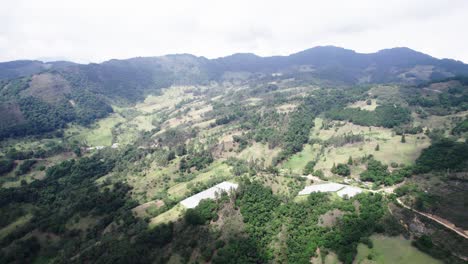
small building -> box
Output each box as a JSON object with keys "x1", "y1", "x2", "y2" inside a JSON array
[
  {"x1": 337, "y1": 186, "x2": 363, "y2": 199},
  {"x1": 180, "y1": 181, "x2": 238, "y2": 209},
  {"x1": 298, "y1": 182, "x2": 363, "y2": 198},
  {"x1": 298, "y1": 183, "x2": 345, "y2": 195}
]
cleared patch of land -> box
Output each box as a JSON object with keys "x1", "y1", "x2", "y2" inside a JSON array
[
  {"x1": 318, "y1": 209, "x2": 345, "y2": 227},
  {"x1": 238, "y1": 142, "x2": 281, "y2": 167},
  {"x1": 276, "y1": 103, "x2": 298, "y2": 113},
  {"x1": 135, "y1": 86, "x2": 196, "y2": 113},
  {"x1": 167, "y1": 162, "x2": 232, "y2": 199},
  {"x1": 65, "y1": 113, "x2": 125, "y2": 146},
  {"x1": 282, "y1": 144, "x2": 320, "y2": 174},
  {"x1": 348, "y1": 99, "x2": 378, "y2": 111},
  {"x1": 149, "y1": 204, "x2": 184, "y2": 227},
  {"x1": 312, "y1": 121, "x2": 430, "y2": 177},
  {"x1": 354, "y1": 235, "x2": 441, "y2": 264},
  {"x1": 132, "y1": 200, "x2": 165, "y2": 218}
]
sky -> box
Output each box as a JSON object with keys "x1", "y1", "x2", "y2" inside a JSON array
[{"x1": 1, "y1": 0, "x2": 468, "y2": 63}]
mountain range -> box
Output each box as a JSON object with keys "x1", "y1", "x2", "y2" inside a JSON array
[
  {"x1": 1, "y1": 46, "x2": 468, "y2": 139},
  {"x1": 2, "y1": 46, "x2": 468, "y2": 85}
]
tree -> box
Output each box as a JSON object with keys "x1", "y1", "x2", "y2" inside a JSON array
[
  {"x1": 15, "y1": 159, "x2": 36, "y2": 176},
  {"x1": 166, "y1": 151, "x2": 176, "y2": 162},
  {"x1": 347, "y1": 156, "x2": 353, "y2": 165},
  {"x1": 0, "y1": 159, "x2": 15, "y2": 175},
  {"x1": 375, "y1": 144, "x2": 380, "y2": 151},
  {"x1": 185, "y1": 199, "x2": 218, "y2": 225},
  {"x1": 331, "y1": 163, "x2": 350, "y2": 176},
  {"x1": 303, "y1": 161, "x2": 316, "y2": 175},
  {"x1": 401, "y1": 134, "x2": 406, "y2": 143}
]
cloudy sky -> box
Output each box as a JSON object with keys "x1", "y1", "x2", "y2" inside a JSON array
[{"x1": 1, "y1": 0, "x2": 467, "y2": 63}]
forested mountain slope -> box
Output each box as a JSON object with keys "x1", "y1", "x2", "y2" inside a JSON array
[{"x1": 1, "y1": 46, "x2": 468, "y2": 140}]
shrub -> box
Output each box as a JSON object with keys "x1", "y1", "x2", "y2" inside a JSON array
[
  {"x1": 331, "y1": 163, "x2": 350, "y2": 176},
  {"x1": 303, "y1": 161, "x2": 316, "y2": 175},
  {"x1": 0, "y1": 159, "x2": 15, "y2": 175},
  {"x1": 16, "y1": 159, "x2": 36, "y2": 176}
]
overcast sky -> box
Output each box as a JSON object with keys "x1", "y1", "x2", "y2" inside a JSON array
[{"x1": 1, "y1": 0, "x2": 468, "y2": 63}]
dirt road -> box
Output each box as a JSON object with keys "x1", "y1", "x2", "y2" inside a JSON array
[{"x1": 396, "y1": 198, "x2": 468, "y2": 240}]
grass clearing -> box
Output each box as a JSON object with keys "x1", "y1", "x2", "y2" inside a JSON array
[
  {"x1": 238, "y1": 142, "x2": 281, "y2": 167},
  {"x1": 282, "y1": 144, "x2": 320, "y2": 174},
  {"x1": 66, "y1": 216, "x2": 98, "y2": 231},
  {"x1": 414, "y1": 110, "x2": 468, "y2": 136},
  {"x1": 167, "y1": 162, "x2": 232, "y2": 199},
  {"x1": 0, "y1": 214, "x2": 33, "y2": 240},
  {"x1": 311, "y1": 121, "x2": 430, "y2": 177},
  {"x1": 129, "y1": 115, "x2": 155, "y2": 131},
  {"x1": 348, "y1": 99, "x2": 378, "y2": 111},
  {"x1": 257, "y1": 173, "x2": 303, "y2": 196},
  {"x1": 149, "y1": 204, "x2": 184, "y2": 227},
  {"x1": 65, "y1": 113, "x2": 125, "y2": 146},
  {"x1": 369, "y1": 85, "x2": 406, "y2": 105},
  {"x1": 314, "y1": 133, "x2": 429, "y2": 177},
  {"x1": 276, "y1": 103, "x2": 298, "y2": 113},
  {"x1": 354, "y1": 235, "x2": 442, "y2": 264},
  {"x1": 162, "y1": 104, "x2": 212, "y2": 130},
  {"x1": 135, "y1": 86, "x2": 195, "y2": 113}
]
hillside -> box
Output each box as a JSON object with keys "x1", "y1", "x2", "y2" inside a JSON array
[
  {"x1": 1, "y1": 46, "x2": 468, "y2": 140},
  {"x1": 0, "y1": 48, "x2": 467, "y2": 264}
]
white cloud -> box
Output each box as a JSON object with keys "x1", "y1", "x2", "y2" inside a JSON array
[{"x1": 1, "y1": 0, "x2": 467, "y2": 63}]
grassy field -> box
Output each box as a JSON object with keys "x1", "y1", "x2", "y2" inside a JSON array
[
  {"x1": 149, "y1": 204, "x2": 184, "y2": 227},
  {"x1": 414, "y1": 110, "x2": 468, "y2": 137},
  {"x1": 258, "y1": 174, "x2": 302, "y2": 196},
  {"x1": 348, "y1": 99, "x2": 378, "y2": 111},
  {"x1": 312, "y1": 121, "x2": 430, "y2": 177},
  {"x1": 135, "y1": 86, "x2": 196, "y2": 113},
  {"x1": 129, "y1": 115, "x2": 155, "y2": 131},
  {"x1": 162, "y1": 103, "x2": 212, "y2": 130},
  {"x1": 354, "y1": 235, "x2": 442, "y2": 264},
  {"x1": 282, "y1": 144, "x2": 320, "y2": 174},
  {"x1": 0, "y1": 138, "x2": 63, "y2": 156},
  {"x1": 311, "y1": 250, "x2": 340, "y2": 264},
  {"x1": 369, "y1": 85, "x2": 406, "y2": 105},
  {"x1": 65, "y1": 113, "x2": 125, "y2": 146},
  {"x1": 238, "y1": 142, "x2": 281, "y2": 167},
  {"x1": 167, "y1": 162, "x2": 232, "y2": 199}
]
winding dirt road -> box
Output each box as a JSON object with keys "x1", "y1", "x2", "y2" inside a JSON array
[{"x1": 396, "y1": 198, "x2": 468, "y2": 240}]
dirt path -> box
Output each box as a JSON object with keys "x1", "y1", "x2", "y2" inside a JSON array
[{"x1": 396, "y1": 198, "x2": 468, "y2": 240}]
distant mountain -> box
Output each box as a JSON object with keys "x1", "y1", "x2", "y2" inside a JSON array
[
  {"x1": 210, "y1": 46, "x2": 468, "y2": 83},
  {"x1": 1, "y1": 46, "x2": 468, "y2": 85},
  {"x1": 1, "y1": 46, "x2": 468, "y2": 139},
  {"x1": 0, "y1": 60, "x2": 76, "y2": 80}
]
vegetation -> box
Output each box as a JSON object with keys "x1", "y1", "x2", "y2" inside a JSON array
[
  {"x1": 414, "y1": 139, "x2": 468, "y2": 173},
  {"x1": 360, "y1": 158, "x2": 412, "y2": 185},
  {"x1": 326, "y1": 105, "x2": 411, "y2": 128},
  {"x1": 452, "y1": 119, "x2": 468, "y2": 134},
  {"x1": 0, "y1": 57, "x2": 465, "y2": 263},
  {"x1": 15, "y1": 159, "x2": 36, "y2": 176},
  {"x1": 303, "y1": 160, "x2": 316, "y2": 175},
  {"x1": 331, "y1": 163, "x2": 350, "y2": 176},
  {"x1": 0, "y1": 159, "x2": 15, "y2": 175},
  {"x1": 185, "y1": 199, "x2": 218, "y2": 225}
]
